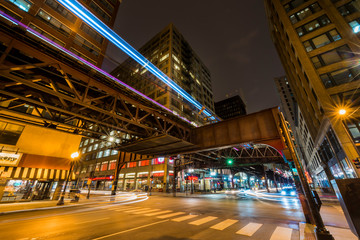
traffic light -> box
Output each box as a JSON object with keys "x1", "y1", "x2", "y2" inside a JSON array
[
  {"x1": 227, "y1": 159, "x2": 233, "y2": 166},
  {"x1": 353, "y1": 158, "x2": 360, "y2": 169}
]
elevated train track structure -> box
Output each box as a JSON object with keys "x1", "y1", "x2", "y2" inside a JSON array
[{"x1": 0, "y1": 8, "x2": 291, "y2": 170}]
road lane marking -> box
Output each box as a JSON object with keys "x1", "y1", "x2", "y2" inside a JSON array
[
  {"x1": 189, "y1": 216, "x2": 217, "y2": 226},
  {"x1": 157, "y1": 212, "x2": 185, "y2": 219},
  {"x1": 144, "y1": 210, "x2": 172, "y2": 216},
  {"x1": 172, "y1": 215, "x2": 198, "y2": 222},
  {"x1": 115, "y1": 207, "x2": 142, "y2": 212},
  {"x1": 124, "y1": 208, "x2": 150, "y2": 213},
  {"x1": 210, "y1": 219, "x2": 238, "y2": 230},
  {"x1": 270, "y1": 226, "x2": 293, "y2": 240},
  {"x1": 77, "y1": 218, "x2": 109, "y2": 224},
  {"x1": 236, "y1": 223, "x2": 263, "y2": 236},
  {"x1": 133, "y1": 209, "x2": 159, "y2": 214},
  {"x1": 92, "y1": 219, "x2": 169, "y2": 240}
]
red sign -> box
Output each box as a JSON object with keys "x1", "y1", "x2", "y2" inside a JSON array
[
  {"x1": 91, "y1": 176, "x2": 114, "y2": 181},
  {"x1": 186, "y1": 176, "x2": 198, "y2": 181}
]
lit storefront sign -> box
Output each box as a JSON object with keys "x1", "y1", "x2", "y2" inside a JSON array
[{"x1": 0, "y1": 152, "x2": 22, "y2": 166}]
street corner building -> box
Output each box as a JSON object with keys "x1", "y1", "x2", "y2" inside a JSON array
[{"x1": 265, "y1": 0, "x2": 360, "y2": 186}]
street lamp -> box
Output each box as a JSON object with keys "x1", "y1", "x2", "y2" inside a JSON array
[
  {"x1": 339, "y1": 109, "x2": 347, "y2": 115},
  {"x1": 57, "y1": 152, "x2": 79, "y2": 205}
]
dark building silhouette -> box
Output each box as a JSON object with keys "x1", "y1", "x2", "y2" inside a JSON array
[{"x1": 215, "y1": 95, "x2": 247, "y2": 120}]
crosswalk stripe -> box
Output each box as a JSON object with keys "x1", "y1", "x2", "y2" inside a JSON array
[
  {"x1": 145, "y1": 210, "x2": 172, "y2": 216},
  {"x1": 133, "y1": 209, "x2": 160, "y2": 214},
  {"x1": 236, "y1": 223, "x2": 263, "y2": 236},
  {"x1": 124, "y1": 208, "x2": 151, "y2": 213},
  {"x1": 157, "y1": 212, "x2": 185, "y2": 219},
  {"x1": 210, "y1": 219, "x2": 238, "y2": 230},
  {"x1": 172, "y1": 215, "x2": 198, "y2": 222},
  {"x1": 115, "y1": 207, "x2": 142, "y2": 212},
  {"x1": 270, "y1": 226, "x2": 293, "y2": 240},
  {"x1": 189, "y1": 216, "x2": 218, "y2": 226}
]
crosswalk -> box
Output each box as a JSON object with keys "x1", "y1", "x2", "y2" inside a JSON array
[{"x1": 111, "y1": 206, "x2": 296, "y2": 239}]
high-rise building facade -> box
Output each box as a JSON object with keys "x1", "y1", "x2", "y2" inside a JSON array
[
  {"x1": 1, "y1": 0, "x2": 121, "y2": 67},
  {"x1": 112, "y1": 23, "x2": 215, "y2": 123},
  {"x1": 275, "y1": 76, "x2": 328, "y2": 190},
  {"x1": 214, "y1": 95, "x2": 247, "y2": 120},
  {"x1": 265, "y1": 0, "x2": 360, "y2": 180}
]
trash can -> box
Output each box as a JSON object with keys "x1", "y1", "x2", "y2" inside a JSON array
[{"x1": 331, "y1": 179, "x2": 360, "y2": 238}]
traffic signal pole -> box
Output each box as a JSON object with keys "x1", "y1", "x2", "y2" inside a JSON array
[{"x1": 279, "y1": 113, "x2": 334, "y2": 240}]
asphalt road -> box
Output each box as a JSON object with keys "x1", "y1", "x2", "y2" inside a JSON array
[{"x1": 0, "y1": 192, "x2": 309, "y2": 240}]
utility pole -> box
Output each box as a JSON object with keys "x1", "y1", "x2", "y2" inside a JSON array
[
  {"x1": 280, "y1": 113, "x2": 334, "y2": 240},
  {"x1": 273, "y1": 165, "x2": 279, "y2": 193},
  {"x1": 263, "y1": 165, "x2": 270, "y2": 193}
]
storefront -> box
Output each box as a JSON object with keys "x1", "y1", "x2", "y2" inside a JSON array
[{"x1": 0, "y1": 152, "x2": 74, "y2": 202}]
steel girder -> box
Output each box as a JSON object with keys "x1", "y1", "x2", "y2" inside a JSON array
[{"x1": 0, "y1": 21, "x2": 191, "y2": 143}]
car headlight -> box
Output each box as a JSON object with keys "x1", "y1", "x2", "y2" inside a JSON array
[
  {"x1": 281, "y1": 191, "x2": 286, "y2": 195},
  {"x1": 290, "y1": 191, "x2": 296, "y2": 196}
]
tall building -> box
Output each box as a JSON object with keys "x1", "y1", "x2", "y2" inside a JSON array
[
  {"x1": 1, "y1": 0, "x2": 121, "y2": 67},
  {"x1": 275, "y1": 76, "x2": 327, "y2": 190},
  {"x1": 0, "y1": 0, "x2": 121, "y2": 201},
  {"x1": 265, "y1": 0, "x2": 360, "y2": 182},
  {"x1": 214, "y1": 95, "x2": 247, "y2": 120},
  {"x1": 112, "y1": 23, "x2": 215, "y2": 124}
]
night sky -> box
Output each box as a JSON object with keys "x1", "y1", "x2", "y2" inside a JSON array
[{"x1": 102, "y1": 0, "x2": 284, "y2": 114}]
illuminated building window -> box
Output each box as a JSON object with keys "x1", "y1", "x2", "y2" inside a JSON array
[
  {"x1": 103, "y1": 149, "x2": 110, "y2": 157},
  {"x1": 96, "y1": 151, "x2": 103, "y2": 158},
  {"x1": 127, "y1": 162, "x2": 136, "y2": 168},
  {"x1": 87, "y1": 145, "x2": 93, "y2": 152},
  {"x1": 289, "y1": 3, "x2": 321, "y2": 24},
  {"x1": 296, "y1": 15, "x2": 331, "y2": 36},
  {"x1": 111, "y1": 150, "x2": 118, "y2": 155},
  {"x1": 93, "y1": 143, "x2": 99, "y2": 150},
  {"x1": 0, "y1": 4, "x2": 22, "y2": 21},
  {"x1": 101, "y1": 161, "x2": 108, "y2": 171},
  {"x1": 139, "y1": 160, "x2": 150, "y2": 166},
  {"x1": 349, "y1": 19, "x2": 360, "y2": 33},
  {"x1": 160, "y1": 53, "x2": 169, "y2": 62},
  {"x1": 6, "y1": 0, "x2": 32, "y2": 12},
  {"x1": 45, "y1": 0, "x2": 76, "y2": 23},
  {"x1": 37, "y1": 9, "x2": 71, "y2": 36},
  {"x1": 109, "y1": 160, "x2": 116, "y2": 170}
]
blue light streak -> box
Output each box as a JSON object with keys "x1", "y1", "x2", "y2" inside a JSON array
[
  {"x1": 57, "y1": 0, "x2": 218, "y2": 121},
  {"x1": 0, "y1": 10, "x2": 195, "y2": 125}
]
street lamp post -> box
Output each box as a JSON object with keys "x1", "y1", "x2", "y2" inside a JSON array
[
  {"x1": 279, "y1": 113, "x2": 334, "y2": 240},
  {"x1": 57, "y1": 152, "x2": 79, "y2": 206}
]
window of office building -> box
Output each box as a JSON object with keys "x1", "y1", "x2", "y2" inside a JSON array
[
  {"x1": 0, "y1": 4, "x2": 22, "y2": 21},
  {"x1": 289, "y1": 3, "x2": 321, "y2": 24},
  {"x1": 338, "y1": 0, "x2": 360, "y2": 17},
  {"x1": 0, "y1": 121, "x2": 25, "y2": 145},
  {"x1": 303, "y1": 29, "x2": 341, "y2": 52},
  {"x1": 37, "y1": 9, "x2": 71, "y2": 36},
  {"x1": 296, "y1": 15, "x2": 331, "y2": 36},
  {"x1": 310, "y1": 45, "x2": 353, "y2": 68},
  {"x1": 6, "y1": 0, "x2": 32, "y2": 12},
  {"x1": 80, "y1": 23, "x2": 104, "y2": 44},
  {"x1": 108, "y1": 160, "x2": 116, "y2": 170},
  {"x1": 284, "y1": 0, "x2": 311, "y2": 12},
  {"x1": 320, "y1": 65, "x2": 360, "y2": 88},
  {"x1": 74, "y1": 34, "x2": 100, "y2": 56},
  {"x1": 139, "y1": 160, "x2": 150, "y2": 166},
  {"x1": 349, "y1": 18, "x2": 360, "y2": 33},
  {"x1": 70, "y1": 47, "x2": 97, "y2": 65},
  {"x1": 44, "y1": 0, "x2": 76, "y2": 23},
  {"x1": 101, "y1": 161, "x2": 108, "y2": 171},
  {"x1": 28, "y1": 24, "x2": 65, "y2": 47},
  {"x1": 89, "y1": 1, "x2": 110, "y2": 23},
  {"x1": 347, "y1": 121, "x2": 360, "y2": 143},
  {"x1": 96, "y1": 0, "x2": 114, "y2": 13}
]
